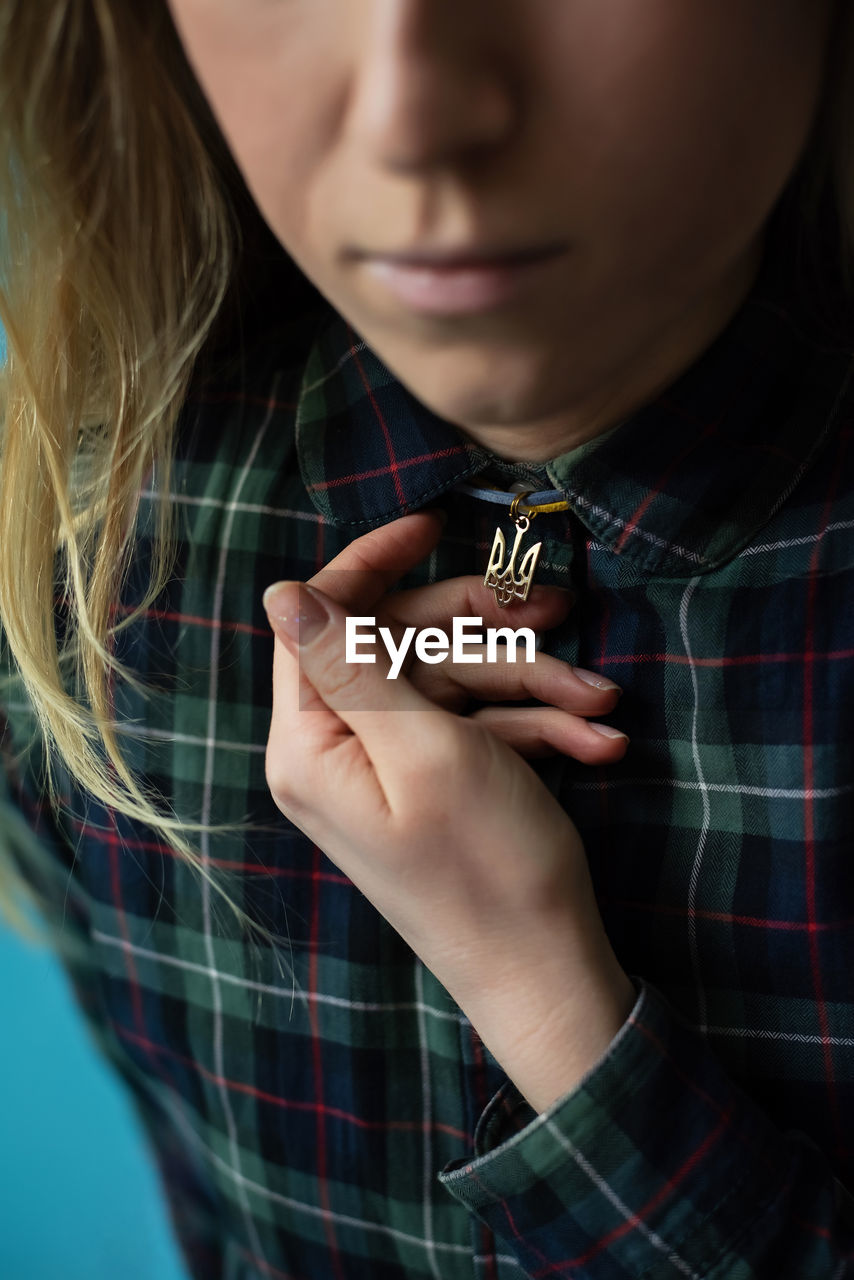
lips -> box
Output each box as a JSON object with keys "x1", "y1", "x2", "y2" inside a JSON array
[
  {"x1": 355, "y1": 241, "x2": 567, "y2": 269},
  {"x1": 357, "y1": 243, "x2": 567, "y2": 315}
]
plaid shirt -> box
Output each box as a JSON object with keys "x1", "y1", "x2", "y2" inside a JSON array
[{"x1": 4, "y1": 224, "x2": 854, "y2": 1280}]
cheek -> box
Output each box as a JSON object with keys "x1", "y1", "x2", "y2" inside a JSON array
[
  {"x1": 167, "y1": 1, "x2": 340, "y2": 246},
  {"x1": 536, "y1": 2, "x2": 829, "y2": 264},
  {"x1": 226, "y1": 101, "x2": 330, "y2": 251}
]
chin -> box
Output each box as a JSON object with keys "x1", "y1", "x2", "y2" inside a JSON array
[
  {"x1": 387, "y1": 337, "x2": 564, "y2": 428},
  {"x1": 411, "y1": 376, "x2": 533, "y2": 429}
]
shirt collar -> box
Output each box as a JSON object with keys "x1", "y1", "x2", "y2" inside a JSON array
[
  {"x1": 296, "y1": 315, "x2": 491, "y2": 528},
  {"x1": 296, "y1": 241, "x2": 854, "y2": 577}
]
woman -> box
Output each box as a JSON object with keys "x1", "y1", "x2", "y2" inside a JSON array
[{"x1": 2, "y1": 2, "x2": 854, "y2": 1275}]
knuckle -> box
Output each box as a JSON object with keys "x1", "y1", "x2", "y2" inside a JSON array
[
  {"x1": 436, "y1": 716, "x2": 494, "y2": 782},
  {"x1": 264, "y1": 742, "x2": 308, "y2": 817},
  {"x1": 320, "y1": 654, "x2": 369, "y2": 704},
  {"x1": 410, "y1": 717, "x2": 463, "y2": 782},
  {"x1": 264, "y1": 750, "x2": 290, "y2": 805}
]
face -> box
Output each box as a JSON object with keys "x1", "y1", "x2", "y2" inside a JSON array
[{"x1": 167, "y1": 0, "x2": 833, "y2": 459}]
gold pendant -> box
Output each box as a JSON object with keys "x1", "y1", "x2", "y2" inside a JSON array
[{"x1": 483, "y1": 494, "x2": 542, "y2": 608}]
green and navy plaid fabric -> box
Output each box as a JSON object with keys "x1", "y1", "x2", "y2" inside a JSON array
[{"x1": 4, "y1": 227, "x2": 854, "y2": 1279}]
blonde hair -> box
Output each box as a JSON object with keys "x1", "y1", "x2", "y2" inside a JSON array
[
  {"x1": 0, "y1": 0, "x2": 245, "y2": 934},
  {"x1": 0, "y1": 0, "x2": 853, "y2": 934}
]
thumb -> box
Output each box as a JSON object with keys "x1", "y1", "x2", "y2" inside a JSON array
[
  {"x1": 309, "y1": 509, "x2": 447, "y2": 611},
  {"x1": 265, "y1": 581, "x2": 440, "y2": 732}
]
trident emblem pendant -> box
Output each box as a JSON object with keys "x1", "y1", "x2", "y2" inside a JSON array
[{"x1": 483, "y1": 493, "x2": 543, "y2": 608}]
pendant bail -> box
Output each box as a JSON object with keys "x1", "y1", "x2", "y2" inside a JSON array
[
  {"x1": 508, "y1": 492, "x2": 533, "y2": 522},
  {"x1": 483, "y1": 490, "x2": 543, "y2": 608}
]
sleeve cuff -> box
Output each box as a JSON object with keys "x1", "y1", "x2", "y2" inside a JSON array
[{"x1": 438, "y1": 976, "x2": 808, "y2": 1277}]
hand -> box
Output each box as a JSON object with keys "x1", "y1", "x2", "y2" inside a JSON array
[
  {"x1": 262, "y1": 512, "x2": 636, "y2": 1111},
  {"x1": 302, "y1": 510, "x2": 629, "y2": 763}
]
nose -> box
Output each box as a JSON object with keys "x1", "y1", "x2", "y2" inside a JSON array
[{"x1": 346, "y1": 0, "x2": 519, "y2": 173}]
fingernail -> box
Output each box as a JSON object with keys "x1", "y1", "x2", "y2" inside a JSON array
[
  {"x1": 262, "y1": 582, "x2": 330, "y2": 647},
  {"x1": 589, "y1": 722, "x2": 629, "y2": 740},
  {"x1": 574, "y1": 667, "x2": 621, "y2": 693}
]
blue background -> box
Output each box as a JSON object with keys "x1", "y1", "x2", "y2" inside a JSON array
[{"x1": 0, "y1": 918, "x2": 191, "y2": 1280}]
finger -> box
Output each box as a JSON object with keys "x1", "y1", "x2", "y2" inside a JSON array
[
  {"x1": 468, "y1": 705, "x2": 629, "y2": 762},
  {"x1": 308, "y1": 509, "x2": 575, "y2": 636},
  {"x1": 308, "y1": 509, "x2": 447, "y2": 610},
  {"x1": 406, "y1": 644, "x2": 622, "y2": 713},
  {"x1": 267, "y1": 620, "x2": 390, "y2": 826},
  {"x1": 263, "y1": 580, "x2": 453, "y2": 801},
  {"x1": 387, "y1": 574, "x2": 574, "y2": 638}
]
